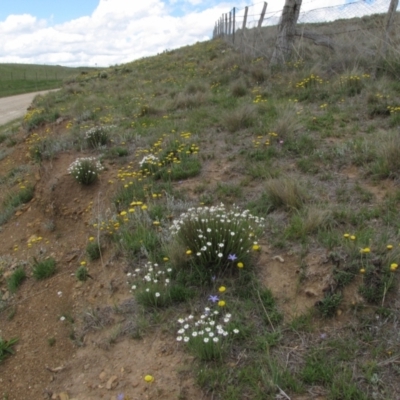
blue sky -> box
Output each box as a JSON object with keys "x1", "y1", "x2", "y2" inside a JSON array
[
  {"x1": 0, "y1": 0, "x2": 390, "y2": 67},
  {"x1": 0, "y1": 0, "x2": 99, "y2": 24}
]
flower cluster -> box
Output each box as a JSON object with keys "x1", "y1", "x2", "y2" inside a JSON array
[
  {"x1": 295, "y1": 74, "x2": 323, "y2": 89},
  {"x1": 170, "y1": 203, "x2": 264, "y2": 272},
  {"x1": 67, "y1": 157, "x2": 104, "y2": 185},
  {"x1": 139, "y1": 154, "x2": 160, "y2": 169},
  {"x1": 126, "y1": 261, "x2": 173, "y2": 307},
  {"x1": 176, "y1": 306, "x2": 239, "y2": 360},
  {"x1": 84, "y1": 125, "x2": 114, "y2": 148},
  {"x1": 127, "y1": 261, "x2": 172, "y2": 292}
]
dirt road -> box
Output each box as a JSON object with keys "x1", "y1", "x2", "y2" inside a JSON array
[{"x1": 0, "y1": 89, "x2": 58, "y2": 126}]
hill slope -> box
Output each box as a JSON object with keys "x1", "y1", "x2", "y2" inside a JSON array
[{"x1": 0, "y1": 35, "x2": 400, "y2": 400}]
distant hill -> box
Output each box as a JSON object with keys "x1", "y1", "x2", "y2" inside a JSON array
[{"x1": 0, "y1": 63, "x2": 98, "y2": 97}]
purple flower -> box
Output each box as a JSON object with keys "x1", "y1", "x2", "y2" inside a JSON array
[
  {"x1": 208, "y1": 295, "x2": 219, "y2": 303},
  {"x1": 228, "y1": 254, "x2": 237, "y2": 261},
  {"x1": 117, "y1": 394, "x2": 124, "y2": 400}
]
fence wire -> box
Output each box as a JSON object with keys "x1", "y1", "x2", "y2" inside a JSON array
[{"x1": 213, "y1": 0, "x2": 400, "y2": 69}]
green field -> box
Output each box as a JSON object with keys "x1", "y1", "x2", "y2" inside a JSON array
[{"x1": 0, "y1": 63, "x2": 96, "y2": 97}]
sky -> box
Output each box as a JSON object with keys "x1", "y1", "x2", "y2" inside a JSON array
[{"x1": 0, "y1": 0, "x2": 391, "y2": 67}]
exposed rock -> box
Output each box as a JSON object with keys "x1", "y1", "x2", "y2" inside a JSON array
[
  {"x1": 99, "y1": 371, "x2": 107, "y2": 382},
  {"x1": 106, "y1": 375, "x2": 118, "y2": 390}
]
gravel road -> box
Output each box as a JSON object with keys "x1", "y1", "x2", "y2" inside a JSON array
[{"x1": 0, "y1": 89, "x2": 58, "y2": 126}]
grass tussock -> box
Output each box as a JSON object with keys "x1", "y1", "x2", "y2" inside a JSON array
[
  {"x1": 263, "y1": 177, "x2": 309, "y2": 211},
  {"x1": 223, "y1": 104, "x2": 256, "y2": 132}
]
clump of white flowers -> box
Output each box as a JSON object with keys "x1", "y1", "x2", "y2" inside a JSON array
[
  {"x1": 139, "y1": 154, "x2": 160, "y2": 169},
  {"x1": 68, "y1": 157, "x2": 104, "y2": 185},
  {"x1": 170, "y1": 203, "x2": 264, "y2": 273},
  {"x1": 126, "y1": 261, "x2": 174, "y2": 307},
  {"x1": 176, "y1": 307, "x2": 239, "y2": 360},
  {"x1": 126, "y1": 261, "x2": 172, "y2": 292},
  {"x1": 84, "y1": 125, "x2": 115, "y2": 148}
]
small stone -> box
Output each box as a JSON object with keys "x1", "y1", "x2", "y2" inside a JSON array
[
  {"x1": 99, "y1": 371, "x2": 107, "y2": 382},
  {"x1": 58, "y1": 393, "x2": 69, "y2": 400},
  {"x1": 106, "y1": 375, "x2": 118, "y2": 390},
  {"x1": 2, "y1": 291, "x2": 10, "y2": 301},
  {"x1": 272, "y1": 255, "x2": 284, "y2": 263},
  {"x1": 131, "y1": 380, "x2": 140, "y2": 388},
  {"x1": 305, "y1": 289, "x2": 317, "y2": 297},
  {"x1": 336, "y1": 309, "x2": 342, "y2": 316}
]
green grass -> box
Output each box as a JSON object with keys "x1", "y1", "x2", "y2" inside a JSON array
[
  {"x1": 0, "y1": 64, "x2": 96, "y2": 97},
  {"x1": 32, "y1": 258, "x2": 56, "y2": 280},
  {"x1": 7, "y1": 267, "x2": 27, "y2": 294},
  {"x1": 0, "y1": 337, "x2": 18, "y2": 363},
  {"x1": 86, "y1": 241, "x2": 102, "y2": 261}
]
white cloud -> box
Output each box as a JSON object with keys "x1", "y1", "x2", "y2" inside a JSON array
[
  {"x1": 0, "y1": 0, "x2": 389, "y2": 67},
  {"x1": 0, "y1": 14, "x2": 46, "y2": 34},
  {"x1": 0, "y1": 1, "x2": 244, "y2": 66}
]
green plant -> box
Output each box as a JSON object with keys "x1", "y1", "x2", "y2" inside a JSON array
[
  {"x1": 105, "y1": 146, "x2": 128, "y2": 158},
  {"x1": 7, "y1": 267, "x2": 27, "y2": 293},
  {"x1": 127, "y1": 261, "x2": 174, "y2": 308},
  {"x1": 176, "y1": 306, "x2": 240, "y2": 361},
  {"x1": 84, "y1": 126, "x2": 112, "y2": 148},
  {"x1": 316, "y1": 292, "x2": 343, "y2": 318},
  {"x1": 86, "y1": 241, "x2": 101, "y2": 261},
  {"x1": 0, "y1": 337, "x2": 18, "y2": 363},
  {"x1": 75, "y1": 266, "x2": 89, "y2": 281},
  {"x1": 67, "y1": 157, "x2": 104, "y2": 185},
  {"x1": 3, "y1": 186, "x2": 34, "y2": 208},
  {"x1": 170, "y1": 203, "x2": 264, "y2": 279},
  {"x1": 118, "y1": 216, "x2": 160, "y2": 259},
  {"x1": 32, "y1": 257, "x2": 56, "y2": 280}
]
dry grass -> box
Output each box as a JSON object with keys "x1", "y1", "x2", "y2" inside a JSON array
[
  {"x1": 223, "y1": 104, "x2": 256, "y2": 133},
  {"x1": 264, "y1": 176, "x2": 309, "y2": 211},
  {"x1": 273, "y1": 104, "x2": 301, "y2": 139},
  {"x1": 171, "y1": 92, "x2": 210, "y2": 110}
]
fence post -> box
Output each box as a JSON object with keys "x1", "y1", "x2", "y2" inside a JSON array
[
  {"x1": 229, "y1": 11, "x2": 232, "y2": 38},
  {"x1": 221, "y1": 16, "x2": 224, "y2": 37},
  {"x1": 232, "y1": 8, "x2": 236, "y2": 44},
  {"x1": 258, "y1": 2, "x2": 268, "y2": 28},
  {"x1": 242, "y1": 6, "x2": 248, "y2": 31},
  {"x1": 382, "y1": 0, "x2": 399, "y2": 55},
  {"x1": 225, "y1": 13, "x2": 228, "y2": 36},
  {"x1": 271, "y1": 0, "x2": 302, "y2": 65}
]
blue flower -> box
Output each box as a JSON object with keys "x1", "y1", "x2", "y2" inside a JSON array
[
  {"x1": 228, "y1": 254, "x2": 237, "y2": 261},
  {"x1": 208, "y1": 295, "x2": 219, "y2": 303}
]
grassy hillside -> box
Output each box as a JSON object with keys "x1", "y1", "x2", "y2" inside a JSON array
[
  {"x1": 1, "y1": 22, "x2": 400, "y2": 399},
  {"x1": 0, "y1": 63, "x2": 97, "y2": 97}
]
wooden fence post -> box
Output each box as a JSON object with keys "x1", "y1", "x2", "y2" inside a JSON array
[
  {"x1": 242, "y1": 6, "x2": 248, "y2": 31},
  {"x1": 258, "y1": 2, "x2": 268, "y2": 28},
  {"x1": 271, "y1": 0, "x2": 302, "y2": 65},
  {"x1": 382, "y1": 0, "x2": 399, "y2": 55},
  {"x1": 232, "y1": 8, "x2": 236, "y2": 44},
  {"x1": 229, "y1": 11, "x2": 232, "y2": 38},
  {"x1": 225, "y1": 13, "x2": 228, "y2": 36}
]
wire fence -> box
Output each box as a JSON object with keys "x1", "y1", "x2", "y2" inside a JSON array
[{"x1": 213, "y1": 0, "x2": 400, "y2": 71}]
